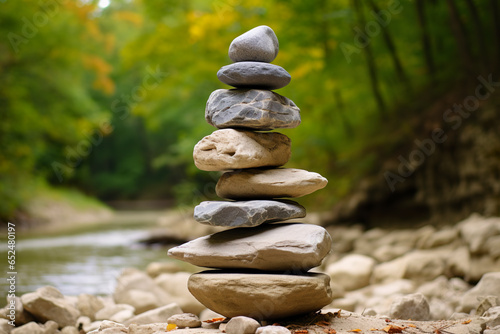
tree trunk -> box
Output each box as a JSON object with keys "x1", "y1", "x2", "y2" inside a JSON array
[
  {"x1": 415, "y1": 0, "x2": 436, "y2": 81},
  {"x1": 490, "y1": 0, "x2": 500, "y2": 72},
  {"x1": 367, "y1": 0, "x2": 411, "y2": 91},
  {"x1": 464, "y1": 0, "x2": 488, "y2": 69},
  {"x1": 444, "y1": 0, "x2": 474, "y2": 72},
  {"x1": 352, "y1": 0, "x2": 386, "y2": 117}
]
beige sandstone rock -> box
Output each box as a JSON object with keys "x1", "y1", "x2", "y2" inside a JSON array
[
  {"x1": 124, "y1": 303, "x2": 182, "y2": 326},
  {"x1": 193, "y1": 129, "x2": 291, "y2": 171},
  {"x1": 216, "y1": 168, "x2": 327, "y2": 199},
  {"x1": 20, "y1": 286, "x2": 80, "y2": 328},
  {"x1": 168, "y1": 223, "x2": 332, "y2": 271},
  {"x1": 188, "y1": 271, "x2": 333, "y2": 320}
]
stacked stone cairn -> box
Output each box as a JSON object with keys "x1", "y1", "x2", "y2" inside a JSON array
[{"x1": 168, "y1": 26, "x2": 333, "y2": 321}]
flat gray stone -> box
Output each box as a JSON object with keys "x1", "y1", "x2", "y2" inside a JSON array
[
  {"x1": 216, "y1": 168, "x2": 328, "y2": 199},
  {"x1": 167, "y1": 223, "x2": 332, "y2": 271},
  {"x1": 229, "y1": 25, "x2": 279, "y2": 63},
  {"x1": 188, "y1": 271, "x2": 333, "y2": 320},
  {"x1": 217, "y1": 62, "x2": 291, "y2": 90},
  {"x1": 194, "y1": 200, "x2": 306, "y2": 227},
  {"x1": 193, "y1": 129, "x2": 290, "y2": 171},
  {"x1": 206, "y1": 89, "x2": 300, "y2": 130}
]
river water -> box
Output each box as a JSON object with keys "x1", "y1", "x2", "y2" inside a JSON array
[{"x1": 1, "y1": 216, "x2": 172, "y2": 303}]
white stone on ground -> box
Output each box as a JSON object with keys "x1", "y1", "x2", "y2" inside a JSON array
[
  {"x1": 326, "y1": 254, "x2": 376, "y2": 291},
  {"x1": 146, "y1": 261, "x2": 184, "y2": 278},
  {"x1": 225, "y1": 316, "x2": 261, "y2": 334},
  {"x1": 459, "y1": 272, "x2": 500, "y2": 313},
  {"x1": 20, "y1": 286, "x2": 80, "y2": 328},
  {"x1": 113, "y1": 268, "x2": 171, "y2": 314},
  {"x1": 94, "y1": 304, "x2": 135, "y2": 322},
  {"x1": 154, "y1": 272, "x2": 206, "y2": 314},
  {"x1": 167, "y1": 313, "x2": 202, "y2": 328},
  {"x1": 124, "y1": 303, "x2": 182, "y2": 325},
  {"x1": 77, "y1": 294, "x2": 105, "y2": 321},
  {"x1": 389, "y1": 293, "x2": 430, "y2": 321},
  {"x1": 10, "y1": 321, "x2": 45, "y2": 334},
  {"x1": 256, "y1": 326, "x2": 292, "y2": 334}
]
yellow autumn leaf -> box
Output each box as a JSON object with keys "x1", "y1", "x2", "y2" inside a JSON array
[{"x1": 166, "y1": 323, "x2": 177, "y2": 331}]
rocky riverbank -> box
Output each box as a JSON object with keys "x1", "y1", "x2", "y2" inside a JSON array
[{"x1": 1, "y1": 213, "x2": 499, "y2": 334}]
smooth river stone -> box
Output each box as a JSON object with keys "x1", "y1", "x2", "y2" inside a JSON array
[
  {"x1": 217, "y1": 62, "x2": 291, "y2": 90},
  {"x1": 188, "y1": 271, "x2": 334, "y2": 320},
  {"x1": 193, "y1": 129, "x2": 291, "y2": 171},
  {"x1": 206, "y1": 89, "x2": 301, "y2": 130},
  {"x1": 229, "y1": 25, "x2": 279, "y2": 63},
  {"x1": 194, "y1": 200, "x2": 306, "y2": 227},
  {"x1": 216, "y1": 168, "x2": 328, "y2": 199},
  {"x1": 167, "y1": 223, "x2": 332, "y2": 271}
]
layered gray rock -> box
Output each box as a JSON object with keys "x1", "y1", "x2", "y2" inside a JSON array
[
  {"x1": 193, "y1": 129, "x2": 291, "y2": 171},
  {"x1": 20, "y1": 286, "x2": 80, "y2": 328},
  {"x1": 228, "y1": 25, "x2": 279, "y2": 63},
  {"x1": 216, "y1": 168, "x2": 328, "y2": 199},
  {"x1": 193, "y1": 200, "x2": 306, "y2": 227},
  {"x1": 188, "y1": 271, "x2": 333, "y2": 319},
  {"x1": 167, "y1": 223, "x2": 332, "y2": 271},
  {"x1": 217, "y1": 62, "x2": 291, "y2": 90},
  {"x1": 206, "y1": 89, "x2": 300, "y2": 130}
]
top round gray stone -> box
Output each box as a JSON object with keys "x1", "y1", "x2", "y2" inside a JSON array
[{"x1": 228, "y1": 25, "x2": 279, "y2": 63}]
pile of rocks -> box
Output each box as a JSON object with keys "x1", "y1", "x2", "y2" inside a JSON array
[{"x1": 167, "y1": 25, "x2": 333, "y2": 320}]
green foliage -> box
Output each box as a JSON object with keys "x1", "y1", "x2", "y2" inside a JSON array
[{"x1": 1, "y1": 0, "x2": 498, "y2": 219}]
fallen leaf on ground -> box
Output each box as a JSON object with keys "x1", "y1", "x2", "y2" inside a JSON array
[
  {"x1": 383, "y1": 325, "x2": 404, "y2": 333},
  {"x1": 323, "y1": 329, "x2": 336, "y2": 334},
  {"x1": 462, "y1": 320, "x2": 472, "y2": 324},
  {"x1": 406, "y1": 324, "x2": 416, "y2": 328},
  {"x1": 349, "y1": 329, "x2": 362, "y2": 332},
  {"x1": 166, "y1": 324, "x2": 177, "y2": 331},
  {"x1": 294, "y1": 330, "x2": 308, "y2": 334},
  {"x1": 316, "y1": 321, "x2": 331, "y2": 327},
  {"x1": 203, "y1": 317, "x2": 226, "y2": 323}
]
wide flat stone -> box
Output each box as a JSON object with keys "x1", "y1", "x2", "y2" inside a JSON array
[
  {"x1": 206, "y1": 89, "x2": 300, "y2": 130},
  {"x1": 188, "y1": 271, "x2": 333, "y2": 320},
  {"x1": 229, "y1": 25, "x2": 279, "y2": 63},
  {"x1": 216, "y1": 168, "x2": 328, "y2": 199},
  {"x1": 167, "y1": 223, "x2": 332, "y2": 271},
  {"x1": 217, "y1": 62, "x2": 291, "y2": 90},
  {"x1": 193, "y1": 129, "x2": 291, "y2": 171},
  {"x1": 194, "y1": 200, "x2": 306, "y2": 227}
]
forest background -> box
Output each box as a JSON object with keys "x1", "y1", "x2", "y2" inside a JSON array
[{"x1": 1, "y1": 0, "x2": 499, "y2": 226}]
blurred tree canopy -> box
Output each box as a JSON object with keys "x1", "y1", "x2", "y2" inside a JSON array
[{"x1": 1, "y1": 0, "x2": 498, "y2": 219}]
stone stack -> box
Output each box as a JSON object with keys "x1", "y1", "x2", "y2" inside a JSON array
[{"x1": 168, "y1": 25, "x2": 333, "y2": 320}]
